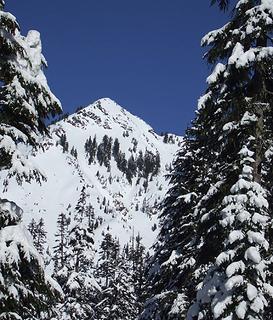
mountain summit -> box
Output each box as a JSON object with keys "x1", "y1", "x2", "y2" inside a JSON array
[{"x1": 0, "y1": 98, "x2": 182, "y2": 261}]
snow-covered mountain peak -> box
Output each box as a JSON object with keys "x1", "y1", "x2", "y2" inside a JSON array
[
  {"x1": 51, "y1": 97, "x2": 174, "y2": 165},
  {"x1": 61, "y1": 97, "x2": 156, "y2": 140},
  {"x1": 84, "y1": 97, "x2": 124, "y2": 116},
  {"x1": 1, "y1": 98, "x2": 183, "y2": 264}
]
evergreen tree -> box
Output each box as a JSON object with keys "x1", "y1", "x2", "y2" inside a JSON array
[
  {"x1": 36, "y1": 218, "x2": 47, "y2": 255},
  {"x1": 104, "y1": 135, "x2": 112, "y2": 160},
  {"x1": 85, "y1": 203, "x2": 95, "y2": 230},
  {"x1": 85, "y1": 136, "x2": 97, "y2": 164},
  {"x1": 91, "y1": 136, "x2": 98, "y2": 163},
  {"x1": 84, "y1": 137, "x2": 92, "y2": 154},
  {"x1": 0, "y1": 200, "x2": 60, "y2": 320},
  {"x1": 142, "y1": 150, "x2": 160, "y2": 178},
  {"x1": 28, "y1": 217, "x2": 37, "y2": 240},
  {"x1": 132, "y1": 137, "x2": 138, "y2": 152},
  {"x1": 59, "y1": 133, "x2": 69, "y2": 153},
  {"x1": 129, "y1": 233, "x2": 147, "y2": 314},
  {"x1": 137, "y1": 150, "x2": 144, "y2": 174},
  {"x1": 96, "y1": 233, "x2": 120, "y2": 289},
  {"x1": 127, "y1": 155, "x2": 137, "y2": 183},
  {"x1": 96, "y1": 233, "x2": 137, "y2": 320},
  {"x1": 139, "y1": 137, "x2": 206, "y2": 319},
  {"x1": 112, "y1": 138, "x2": 120, "y2": 159},
  {"x1": 116, "y1": 151, "x2": 127, "y2": 174},
  {"x1": 28, "y1": 217, "x2": 47, "y2": 255},
  {"x1": 141, "y1": 1, "x2": 273, "y2": 319},
  {"x1": 70, "y1": 146, "x2": 78, "y2": 159},
  {"x1": 154, "y1": 152, "x2": 161, "y2": 176},
  {"x1": 163, "y1": 133, "x2": 169, "y2": 144},
  {"x1": 53, "y1": 212, "x2": 70, "y2": 278},
  {"x1": 75, "y1": 186, "x2": 87, "y2": 217},
  {"x1": 0, "y1": 3, "x2": 62, "y2": 319},
  {"x1": 56, "y1": 201, "x2": 100, "y2": 320},
  {"x1": 97, "y1": 135, "x2": 112, "y2": 168},
  {"x1": 108, "y1": 255, "x2": 137, "y2": 320},
  {"x1": 0, "y1": 3, "x2": 61, "y2": 184}
]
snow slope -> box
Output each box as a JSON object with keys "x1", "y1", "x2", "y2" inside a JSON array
[{"x1": 0, "y1": 98, "x2": 182, "y2": 259}]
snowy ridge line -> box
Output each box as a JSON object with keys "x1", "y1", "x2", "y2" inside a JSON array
[{"x1": 0, "y1": 97, "x2": 183, "y2": 269}]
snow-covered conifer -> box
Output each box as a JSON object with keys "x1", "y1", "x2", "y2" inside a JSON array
[
  {"x1": 96, "y1": 233, "x2": 120, "y2": 289},
  {"x1": 55, "y1": 198, "x2": 100, "y2": 320},
  {"x1": 96, "y1": 233, "x2": 137, "y2": 320},
  {"x1": 53, "y1": 212, "x2": 70, "y2": 276},
  {"x1": 0, "y1": 200, "x2": 60, "y2": 319},
  {"x1": 28, "y1": 217, "x2": 47, "y2": 254},
  {"x1": 0, "y1": 2, "x2": 61, "y2": 184},
  {"x1": 141, "y1": 1, "x2": 273, "y2": 319},
  {"x1": 129, "y1": 233, "x2": 147, "y2": 314},
  {"x1": 139, "y1": 133, "x2": 207, "y2": 319},
  {"x1": 0, "y1": 2, "x2": 62, "y2": 319}
]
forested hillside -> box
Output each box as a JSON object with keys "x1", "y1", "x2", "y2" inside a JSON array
[{"x1": 2, "y1": 0, "x2": 273, "y2": 319}]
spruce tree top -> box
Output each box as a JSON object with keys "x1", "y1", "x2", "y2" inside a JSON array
[
  {"x1": 0, "y1": 1, "x2": 62, "y2": 183},
  {"x1": 0, "y1": 8, "x2": 62, "y2": 138}
]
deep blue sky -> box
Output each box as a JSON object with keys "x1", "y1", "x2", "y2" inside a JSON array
[{"x1": 7, "y1": 1, "x2": 228, "y2": 135}]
